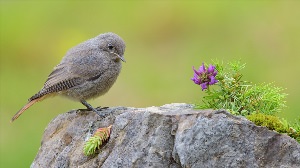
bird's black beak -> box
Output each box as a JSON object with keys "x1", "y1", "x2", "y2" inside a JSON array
[
  {"x1": 118, "y1": 55, "x2": 126, "y2": 62},
  {"x1": 112, "y1": 52, "x2": 126, "y2": 62}
]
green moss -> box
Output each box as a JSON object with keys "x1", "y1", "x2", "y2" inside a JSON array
[
  {"x1": 246, "y1": 113, "x2": 288, "y2": 133},
  {"x1": 246, "y1": 113, "x2": 300, "y2": 143},
  {"x1": 286, "y1": 118, "x2": 300, "y2": 143},
  {"x1": 288, "y1": 128, "x2": 300, "y2": 143}
]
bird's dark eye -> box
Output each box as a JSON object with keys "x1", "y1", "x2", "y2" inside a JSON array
[{"x1": 108, "y1": 43, "x2": 114, "y2": 50}]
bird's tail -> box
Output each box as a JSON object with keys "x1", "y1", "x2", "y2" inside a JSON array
[{"x1": 11, "y1": 96, "x2": 44, "y2": 122}]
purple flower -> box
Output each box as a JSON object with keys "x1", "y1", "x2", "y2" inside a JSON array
[{"x1": 191, "y1": 63, "x2": 218, "y2": 90}]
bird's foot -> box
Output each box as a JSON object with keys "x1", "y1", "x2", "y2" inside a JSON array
[
  {"x1": 90, "y1": 107, "x2": 106, "y2": 117},
  {"x1": 95, "y1": 106, "x2": 109, "y2": 111},
  {"x1": 80, "y1": 100, "x2": 109, "y2": 118},
  {"x1": 78, "y1": 108, "x2": 107, "y2": 117}
]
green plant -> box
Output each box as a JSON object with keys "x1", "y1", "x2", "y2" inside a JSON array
[
  {"x1": 193, "y1": 60, "x2": 287, "y2": 116},
  {"x1": 191, "y1": 59, "x2": 300, "y2": 143},
  {"x1": 83, "y1": 125, "x2": 112, "y2": 156}
]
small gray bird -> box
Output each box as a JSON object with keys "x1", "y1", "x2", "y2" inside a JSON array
[{"x1": 11, "y1": 32, "x2": 126, "y2": 122}]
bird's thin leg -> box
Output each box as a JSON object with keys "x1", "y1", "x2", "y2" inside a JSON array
[{"x1": 80, "y1": 100, "x2": 105, "y2": 117}]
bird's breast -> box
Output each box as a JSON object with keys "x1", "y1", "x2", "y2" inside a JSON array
[{"x1": 64, "y1": 61, "x2": 122, "y2": 100}]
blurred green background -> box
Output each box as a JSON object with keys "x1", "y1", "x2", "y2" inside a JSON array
[{"x1": 1, "y1": 1, "x2": 299, "y2": 167}]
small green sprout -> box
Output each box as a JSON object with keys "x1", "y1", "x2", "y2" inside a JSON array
[{"x1": 83, "y1": 125, "x2": 112, "y2": 156}]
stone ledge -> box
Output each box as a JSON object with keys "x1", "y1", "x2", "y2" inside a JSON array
[{"x1": 31, "y1": 103, "x2": 300, "y2": 168}]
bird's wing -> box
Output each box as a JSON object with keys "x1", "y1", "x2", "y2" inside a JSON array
[{"x1": 32, "y1": 53, "x2": 106, "y2": 101}]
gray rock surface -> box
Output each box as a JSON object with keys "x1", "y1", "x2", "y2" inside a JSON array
[{"x1": 31, "y1": 103, "x2": 300, "y2": 168}]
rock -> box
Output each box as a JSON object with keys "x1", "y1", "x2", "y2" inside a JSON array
[{"x1": 31, "y1": 103, "x2": 300, "y2": 168}]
